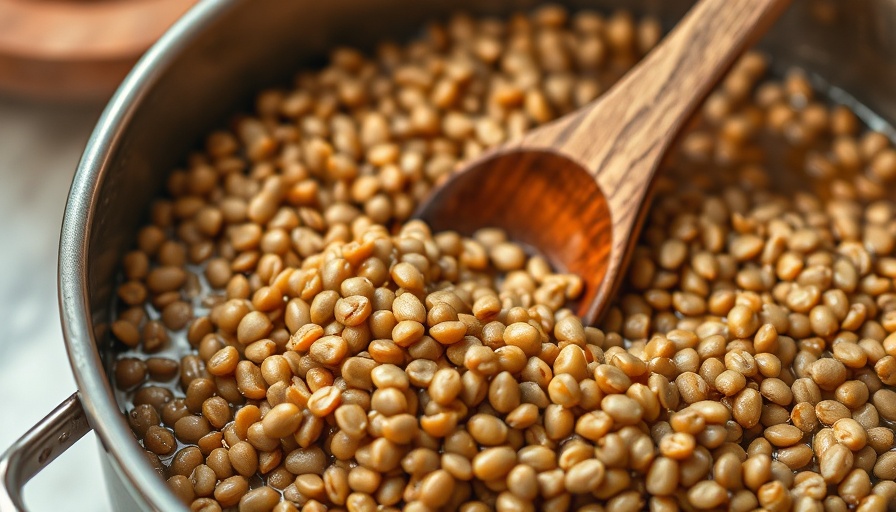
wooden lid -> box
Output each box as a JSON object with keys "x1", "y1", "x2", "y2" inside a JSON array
[{"x1": 0, "y1": 0, "x2": 197, "y2": 101}]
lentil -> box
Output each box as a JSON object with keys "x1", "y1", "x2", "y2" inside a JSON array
[{"x1": 111, "y1": 9, "x2": 896, "y2": 511}]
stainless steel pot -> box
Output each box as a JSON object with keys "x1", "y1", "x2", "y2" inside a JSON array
[{"x1": 0, "y1": 0, "x2": 893, "y2": 510}]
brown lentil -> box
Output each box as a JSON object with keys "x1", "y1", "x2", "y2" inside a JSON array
[{"x1": 111, "y1": 10, "x2": 896, "y2": 511}]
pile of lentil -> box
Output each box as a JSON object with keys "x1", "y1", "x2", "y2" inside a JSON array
[{"x1": 111, "y1": 5, "x2": 896, "y2": 512}]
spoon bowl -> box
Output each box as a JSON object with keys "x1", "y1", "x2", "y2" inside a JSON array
[
  {"x1": 417, "y1": 150, "x2": 613, "y2": 323},
  {"x1": 415, "y1": 0, "x2": 790, "y2": 324}
]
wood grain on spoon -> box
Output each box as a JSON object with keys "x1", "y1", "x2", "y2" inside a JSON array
[{"x1": 416, "y1": 0, "x2": 790, "y2": 325}]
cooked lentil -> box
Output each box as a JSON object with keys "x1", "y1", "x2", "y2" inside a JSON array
[{"x1": 111, "y1": 5, "x2": 896, "y2": 510}]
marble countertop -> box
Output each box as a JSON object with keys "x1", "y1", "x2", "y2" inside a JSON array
[{"x1": 0, "y1": 96, "x2": 112, "y2": 511}]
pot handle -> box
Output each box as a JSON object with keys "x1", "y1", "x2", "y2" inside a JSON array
[{"x1": 0, "y1": 393, "x2": 92, "y2": 511}]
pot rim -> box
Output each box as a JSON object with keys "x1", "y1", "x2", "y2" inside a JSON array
[{"x1": 58, "y1": 0, "x2": 236, "y2": 509}]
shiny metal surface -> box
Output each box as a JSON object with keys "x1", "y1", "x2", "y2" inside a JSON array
[
  {"x1": 0, "y1": 0, "x2": 891, "y2": 510},
  {"x1": 58, "y1": 3, "x2": 242, "y2": 509},
  {"x1": 0, "y1": 395, "x2": 90, "y2": 511}
]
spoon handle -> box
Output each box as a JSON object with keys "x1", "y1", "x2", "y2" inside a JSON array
[{"x1": 527, "y1": 0, "x2": 789, "y2": 215}]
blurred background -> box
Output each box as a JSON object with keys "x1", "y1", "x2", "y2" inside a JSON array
[
  {"x1": 0, "y1": 97, "x2": 110, "y2": 510},
  {"x1": 0, "y1": 1, "x2": 196, "y2": 509}
]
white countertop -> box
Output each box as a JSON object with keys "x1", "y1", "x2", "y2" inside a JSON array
[{"x1": 0, "y1": 96, "x2": 112, "y2": 511}]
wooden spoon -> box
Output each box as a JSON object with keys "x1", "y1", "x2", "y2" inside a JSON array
[{"x1": 416, "y1": 0, "x2": 790, "y2": 325}]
